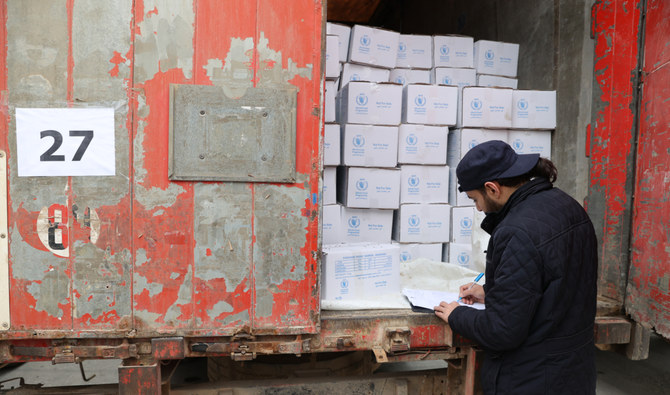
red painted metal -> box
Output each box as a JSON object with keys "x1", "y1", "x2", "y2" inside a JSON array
[
  {"x1": 589, "y1": 0, "x2": 642, "y2": 302},
  {"x1": 627, "y1": 0, "x2": 670, "y2": 338}
]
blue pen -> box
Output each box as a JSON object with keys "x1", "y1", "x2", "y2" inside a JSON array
[{"x1": 458, "y1": 272, "x2": 484, "y2": 302}]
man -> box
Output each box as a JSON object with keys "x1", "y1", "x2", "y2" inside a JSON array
[{"x1": 434, "y1": 140, "x2": 598, "y2": 394}]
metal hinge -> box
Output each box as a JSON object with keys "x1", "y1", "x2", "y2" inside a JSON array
[
  {"x1": 231, "y1": 344, "x2": 255, "y2": 361},
  {"x1": 386, "y1": 327, "x2": 412, "y2": 354}
]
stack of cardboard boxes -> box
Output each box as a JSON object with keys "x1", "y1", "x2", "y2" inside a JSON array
[{"x1": 321, "y1": 23, "x2": 556, "y2": 304}]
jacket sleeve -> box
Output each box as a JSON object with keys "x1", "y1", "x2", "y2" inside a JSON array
[{"x1": 448, "y1": 226, "x2": 543, "y2": 352}]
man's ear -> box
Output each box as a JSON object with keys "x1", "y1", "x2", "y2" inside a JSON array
[{"x1": 483, "y1": 181, "x2": 501, "y2": 197}]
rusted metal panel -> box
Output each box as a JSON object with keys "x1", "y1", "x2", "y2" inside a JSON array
[
  {"x1": 627, "y1": 0, "x2": 670, "y2": 338},
  {"x1": 588, "y1": 0, "x2": 642, "y2": 302}
]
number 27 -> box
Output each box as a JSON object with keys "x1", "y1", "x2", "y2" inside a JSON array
[{"x1": 40, "y1": 130, "x2": 94, "y2": 162}]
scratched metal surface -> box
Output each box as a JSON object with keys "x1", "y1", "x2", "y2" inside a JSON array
[
  {"x1": 588, "y1": 0, "x2": 641, "y2": 304},
  {"x1": 627, "y1": 0, "x2": 670, "y2": 338},
  {"x1": 0, "y1": 0, "x2": 323, "y2": 338}
]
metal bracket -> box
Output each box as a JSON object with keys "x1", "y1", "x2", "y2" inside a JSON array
[
  {"x1": 0, "y1": 151, "x2": 8, "y2": 331},
  {"x1": 372, "y1": 346, "x2": 388, "y2": 363},
  {"x1": 231, "y1": 344, "x2": 255, "y2": 361},
  {"x1": 386, "y1": 327, "x2": 412, "y2": 354}
]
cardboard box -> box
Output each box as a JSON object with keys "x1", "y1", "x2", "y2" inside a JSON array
[
  {"x1": 323, "y1": 123, "x2": 341, "y2": 166},
  {"x1": 338, "y1": 81, "x2": 403, "y2": 125},
  {"x1": 451, "y1": 206, "x2": 475, "y2": 244},
  {"x1": 432, "y1": 67, "x2": 477, "y2": 88},
  {"x1": 477, "y1": 74, "x2": 518, "y2": 89},
  {"x1": 322, "y1": 243, "x2": 400, "y2": 301},
  {"x1": 397, "y1": 124, "x2": 448, "y2": 165},
  {"x1": 341, "y1": 124, "x2": 399, "y2": 168},
  {"x1": 402, "y1": 84, "x2": 458, "y2": 126},
  {"x1": 323, "y1": 166, "x2": 337, "y2": 205},
  {"x1": 389, "y1": 68, "x2": 431, "y2": 85},
  {"x1": 508, "y1": 130, "x2": 552, "y2": 159},
  {"x1": 337, "y1": 166, "x2": 401, "y2": 209},
  {"x1": 322, "y1": 204, "x2": 342, "y2": 245},
  {"x1": 447, "y1": 128, "x2": 509, "y2": 167},
  {"x1": 395, "y1": 242, "x2": 444, "y2": 263},
  {"x1": 393, "y1": 203, "x2": 451, "y2": 243},
  {"x1": 449, "y1": 167, "x2": 474, "y2": 207},
  {"x1": 326, "y1": 22, "x2": 351, "y2": 63},
  {"x1": 348, "y1": 25, "x2": 400, "y2": 69},
  {"x1": 396, "y1": 34, "x2": 433, "y2": 69},
  {"x1": 447, "y1": 243, "x2": 473, "y2": 269},
  {"x1": 341, "y1": 207, "x2": 394, "y2": 244},
  {"x1": 325, "y1": 80, "x2": 337, "y2": 123},
  {"x1": 340, "y1": 63, "x2": 391, "y2": 88},
  {"x1": 512, "y1": 90, "x2": 557, "y2": 130},
  {"x1": 474, "y1": 40, "x2": 519, "y2": 77},
  {"x1": 326, "y1": 35, "x2": 341, "y2": 79},
  {"x1": 461, "y1": 87, "x2": 513, "y2": 128},
  {"x1": 433, "y1": 35, "x2": 474, "y2": 68},
  {"x1": 400, "y1": 165, "x2": 450, "y2": 204}
]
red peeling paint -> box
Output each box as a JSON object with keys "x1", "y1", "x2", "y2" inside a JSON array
[{"x1": 109, "y1": 51, "x2": 126, "y2": 77}]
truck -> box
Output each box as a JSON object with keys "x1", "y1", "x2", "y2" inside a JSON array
[{"x1": 0, "y1": 0, "x2": 667, "y2": 393}]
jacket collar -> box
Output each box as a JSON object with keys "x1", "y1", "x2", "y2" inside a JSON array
[{"x1": 480, "y1": 178, "x2": 553, "y2": 234}]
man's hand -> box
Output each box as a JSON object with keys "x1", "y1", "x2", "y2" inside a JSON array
[{"x1": 434, "y1": 301, "x2": 460, "y2": 323}]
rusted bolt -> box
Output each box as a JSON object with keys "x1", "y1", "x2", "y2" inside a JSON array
[
  {"x1": 199, "y1": 154, "x2": 205, "y2": 160},
  {"x1": 262, "y1": 112, "x2": 268, "y2": 117},
  {"x1": 261, "y1": 154, "x2": 267, "y2": 161},
  {"x1": 2, "y1": 322, "x2": 8, "y2": 328},
  {"x1": 0, "y1": 234, "x2": 5, "y2": 239},
  {"x1": 199, "y1": 110, "x2": 206, "y2": 116}
]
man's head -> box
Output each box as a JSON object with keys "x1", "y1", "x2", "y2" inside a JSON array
[{"x1": 456, "y1": 140, "x2": 540, "y2": 213}]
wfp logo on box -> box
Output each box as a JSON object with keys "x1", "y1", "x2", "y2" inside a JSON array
[
  {"x1": 356, "y1": 179, "x2": 368, "y2": 191},
  {"x1": 512, "y1": 139, "x2": 524, "y2": 151},
  {"x1": 485, "y1": 49, "x2": 494, "y2": 61},
  {"x1": 348, "y1": 216, "x2": 361, "y2": 229},
  {"x1": 351, "y1": 74, "x2": 361, "y2": 82},
  {"x1": 442, "y1": 76, "x2": 452, "y2": 85},
  {"x1": 398, "y1": 42, "x2": 407, "y2": 53},
  {"x1": 414, "y1": 94, "x2": 427, "y2": 107},
  {"x1": 457, "y1": 252, "x2": 470, "y2": 266},
  {"x1": 468, "y1": 139, "x2": 479, "y2": 149},
  {"x1": 360, "y1": 35, "x2": 371, "y2": 46},
  {"x1": 470, "y1": 98, "x2": 483, "y2": 111},
  {"x1": 408, "y1": 215, "x2": 421, "y2": 227},
  {"x1": 340, "y1": 279, "x2": 349, "y2": 289},
  {"x1": 400, "y1": 252, "x2": 412, "y2": 262},
  {"x1": 353, "y1": 134, "x2": 366, "y2": 148},
  {"x1": 517, "y1": 98, "x2": 529, "y2": 111},
  {"x1": 440, "y1": 45, "x2": 450, "y2": 56},
  {"x1": 406, "y1": 134, "x2": 418, "y2": 146},
  {"x1": 408, "y1": 175, "x2": 420, "y2": 187},
  {"x1": 394, "y1": 76, "x2": 406, "y2": 84},
  {"x1": 356, "y1": 93, "x2": 368, "y2": 106},
  {"x1": 460, "y1": 216, "x2": 473, "y2": 230}
]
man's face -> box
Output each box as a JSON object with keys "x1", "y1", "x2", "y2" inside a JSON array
[{"x1": 466, "y1": 188, "x2": 504, "y2": 214}]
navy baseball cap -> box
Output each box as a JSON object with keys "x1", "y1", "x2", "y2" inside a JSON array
[{"x1": 456, "y1": 140, "x2": 540, "y2": 192}]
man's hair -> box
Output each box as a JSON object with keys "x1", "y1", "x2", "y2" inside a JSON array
[{"x1": 478, "y1": 157, "x2": 557, "y2": 192}]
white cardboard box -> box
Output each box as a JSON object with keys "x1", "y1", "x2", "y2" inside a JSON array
[
  {"x1": 451, "y1": 206, "x2": 475, "y2": 244},
  {"x1": 393, "y1": 203, "x2": 451, "y2": 243},
  {"x1": 326, "y1": 35, "x2": 341, "y2": 79},
  {"x1": 323, "y1": 123, "x2": 341, "y2": 166},
  {"x1": 326, "y1": 22, "x2": 351, "y2": 63},
  {"x1": 432, "y1": 67, "x2": 477, "y2": 88},
  {"x1": 389, "y1": 68, "x2": 431, "y2": 85},
  {"x1": 397, "y1": 124, "x2": 448, "y2": 165},
  {"x1": 449, "y1": 167, "x2": 474, "y2": 207},
  {"x1": 433, "y1": 35, "x2": 474, "y2": 68},
  {"x1": 323, "y1": 166, "x2": 337, "y2": 205},
  {"x1": 325, "y1": 80, "x2": 337, "y2": 123},
  {"x1": 474, "y1": 40, "x2": 519, "y2": 77},
  {"x1": 338, "y1": 81, "x2": 403, "y2": 125},
  {"x1": 348, "y1": 25, "x2": 400, "y2": 69},
  {"x1": 341, "y1": 207, "x2": 394, "y2": 244},
  {"x1": 341, "y1": 124, "x2": 399, "y2": 168},
  {"x1": 461, "y1": 87, "x2": 513, "y2": 128},
  {"x1": 322, "y1": 243, "x2": 400, "y2": 301},
  {"x1": 338, "y1": 166, "x2": 401, "y2": 209},
  {"x1": 395, "y1": 242, "x2": 443, "y2": 263},
  {"x1": 512, "y1": 90, "x2": 557, "y2": 130},
  {"x1": 447, "y1": 128, "x2": 510, "y2": 166},
  {"x1": 447, "y1": 242, "x2": 474, "y2": 269},
  {"x1": 402, "y1": 84, "x2": 458, "y2": 126},
  {"x1": 477, "y1": 74, "x2": 518, "y2": 89},
  {"x1": 322, "y1": 204, "x2": 342, "y2": 245},
  {"x1": 508, "y1": 130, "x2": 552, "y2": 159},
  {"x1": 396, "y1": 34, "x2": 433, "y2": 69},
  {"x1": 400, "y1": 165, "x2": 450, "y2": 204},
  {"x1": 340, "y1": 63, "x2": 391, "y2": 88}
]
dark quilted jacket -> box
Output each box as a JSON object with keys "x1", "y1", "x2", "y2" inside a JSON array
[{"x1": 448, "y1": 178, "x2": 598, "y2": 395}]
